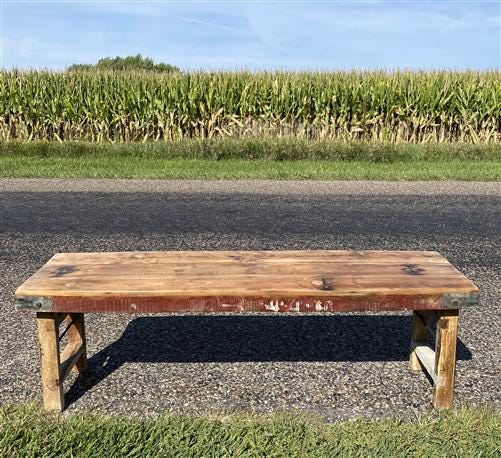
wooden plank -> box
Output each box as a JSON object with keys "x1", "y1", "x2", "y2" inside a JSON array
[
  {"x1": 16, "y1": 274, "x2": 478, "y2": 298},
  {"x1": 30, "y1": 262, "x2": 462, "y2": 279},
  {"x1": 59, "y1": 341, "x2": 84, "y2": 383},
  {"x1": 47, "y1": 250, "x2": 449, "y2": 265},
  {"x1": 433, "y1": 310, "x2": 459, "y2": 409},
  {"x1": 50, "y1": 249, "x2": 445, "y2": 259},
  {"x1": 15, "y1": 251, "x2": 479, "y2": 315},
  {"x1": 18, "y1": 269, "x2": 474, "y2": 285},
  {"x1": 410, "y1": 312, "x2": 429, "y2": 371},
  {"x1": 64, "y1": 313, "x2": 87, "y2": 375},
  {"x1": 36, "y1": 312, "x2": 64, "y2": 411},
  {"x1": 413, "y1": 345, "x2": 438, "y2": 383},
  {"x1": 44, "y1": 293, "x2": 463, "y2": 314},
  {"x1": 20, "y1": 273, "x2": 469, "y2": 291}
]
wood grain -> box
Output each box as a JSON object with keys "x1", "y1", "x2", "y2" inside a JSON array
[
  {"x1": 413, "y1": 345, "x2": 438, "y2": 383},
  {"x1": 48, "y1": 293, "x2": 452, "y2": 314},
  {"x1": 47, "y1": 250, "x2": 447, "y2": 265},
  {"x1": 36, "y1": 312, "x2": 64, "y2": 411},
  {"x1": 65, "y1": 313, "x2": 87, "y2": 375},
  {"x1": 433, "y1": 310, "x2": 459, "y2": 409},
  {"x1": 16, "y1": 250, "x2": 478, "y2": 301},
  {"x1": 30, "y1": 262, "x2": 461, "y2": 278}
]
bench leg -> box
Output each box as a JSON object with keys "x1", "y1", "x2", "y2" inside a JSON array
[
  {"x1": 36, "y1": 312, "x2": 88, "y2": 412},
  {"x1": 409, "y1": 311, "x2": 428, "y2": 371},
  {"x1": 432, "y1": 310, "x2": 459, "y2": 409},
  {"x1": 37, "y1": 312, "x2": 64, "y2": 411}
]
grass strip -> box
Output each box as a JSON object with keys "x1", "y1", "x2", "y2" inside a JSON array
[
  {"x1": 2, "y1": 139, "x2": 500, "y2": 161},
  {"x1": 2, "y1": 140, "x2": 499, "y2": 180},
  {"x1": 0, "y1": 404, "x2": 500, "y2": 457},
  {"x1": 0, "y1": 156, "x2": 500, "y2": 180}
]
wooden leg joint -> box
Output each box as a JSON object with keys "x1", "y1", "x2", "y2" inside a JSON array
[{"x1": 410, "y1": 309, "x2": 459, "y2": 410}]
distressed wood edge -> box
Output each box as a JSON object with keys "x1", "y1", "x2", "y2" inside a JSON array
[
  {"x1": 49, "y1": 249, "x2": 446, "y2": 259},
  {"x1": 15, "y1": 296, "x2": 54, "y2": 312},
  {"x1": 15, "y1": 292, "x2": 480, "y2": 313},
  {"x1": 50, "y1": 294, "x2": 448, "y2": 313}
]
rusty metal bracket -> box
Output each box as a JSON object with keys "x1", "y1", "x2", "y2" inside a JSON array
[
  {"x1": 442, "y1": 292, "x2": 480, "y2": 309},
  {"x1": 15, "y1": 296, "x2": 54, "y2": 312}
]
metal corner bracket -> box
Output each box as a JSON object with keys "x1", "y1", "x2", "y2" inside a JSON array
[
  {"x1": 15, "y1": 296, "x2": 54, "y2": 312},
  {"x1": 442, "y1": 292, "x2": 480, "y2": 309}
]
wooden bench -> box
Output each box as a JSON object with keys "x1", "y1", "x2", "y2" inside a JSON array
[{"x1": 15, "y1": 250, "x2": 479, "y2": 412}]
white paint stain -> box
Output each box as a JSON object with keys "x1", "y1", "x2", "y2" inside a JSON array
[
  {"x1": 315, "y1": 300, "x2": 325, "y2": 311},
  {"x1": 264, "y1": 300, "x2": 280, "y2": 312}
]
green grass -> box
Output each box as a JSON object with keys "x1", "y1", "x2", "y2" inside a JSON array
[
  {"x1": 0, "y1": 404, "x2": 499, "y2": 457},
  {"x1": 1, "y1": 156, "x2": 500, "y2": 180},
  {"x1": 3, "y1": 139, "x2": 500, "y2": 161},
  {"x1": 1, "y1": 140, "x2": 500, "y2": 180}
]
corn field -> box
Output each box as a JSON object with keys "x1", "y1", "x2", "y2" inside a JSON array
[{"x1": 1, "y1": 70, "x2": 500, "y2": 143}]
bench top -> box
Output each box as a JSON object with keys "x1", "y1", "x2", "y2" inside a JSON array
[{"x1": 15, "y1": 250, "x2": 479, "y2": 313}]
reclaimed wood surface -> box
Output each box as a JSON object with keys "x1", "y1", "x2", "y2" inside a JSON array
[
  {"x1": 15, "y1": 250, "x2": 479, "y2": 313},
  {"x1": 36, "y1": 313, "x2": 65, "y2": 411},
  {"x1": 433, "y1": 310, "x2": 459, "y2": 409}
]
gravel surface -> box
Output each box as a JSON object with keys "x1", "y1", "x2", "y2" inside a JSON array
[
  {"x1": 1, "y1": 178, "x2": 500, "y2": 195},
  {"x1": 0, "y1": 179, "x2": 499, "y2": 422}
]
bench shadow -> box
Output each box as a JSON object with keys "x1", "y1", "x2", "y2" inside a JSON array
[{"x1": 65, "y1": 315, "x2": 472, "y2": 407}]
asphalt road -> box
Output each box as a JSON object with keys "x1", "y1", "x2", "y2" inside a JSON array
[{"x1": 0, "y1": 180, "x2": 499, "y2": 421}]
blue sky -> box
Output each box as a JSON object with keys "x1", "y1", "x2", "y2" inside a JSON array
[{"x1": 2, "y1": 1, "x2": 500, "y2": 70}]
